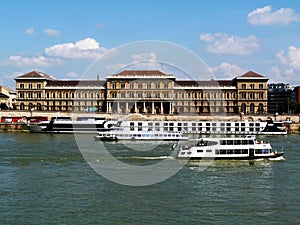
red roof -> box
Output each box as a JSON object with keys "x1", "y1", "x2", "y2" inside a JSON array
[
  {"x1": 15, "y1": 71, "x2": 55, "y2": 80},
  {"x1": 175, "y1": 80, "x2": 233, "y2": 87},
  {"x1": 240, "y1": 71, "x2": 264, "y2": 78},
  {"x1": 46, "y1": 80, "x2": 105, "y2": 87},
  {"x1": 115, "y1": 70, "x2": 169, "y2": 76}
]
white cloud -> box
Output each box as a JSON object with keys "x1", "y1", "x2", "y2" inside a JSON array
[
  {"x1": 0, "y1": 55, "x2": 65, "y2": 67},
  {"x1": 200, "y1": 33, "x2": 260, "y2": 55},
  {"x1": 44, "y1": 28, "x2": 60, "y2": 36},
  {"x1": 66, "y1": 72, "x2": 80, "y2": 78},
  {"x1": 96, "y1": 23, "x2": 105, "y2": 29},
  {"x1": 25, "y1": 27, "x2": 35, "y2": 35},
  {"x1": 248, "y1": 5, "x2": 300, "y2": 25},
  {"x1": 131, "y1": 52, "x2": 156, "y2": 62},
  {"x1": 277, "y1": 46, "x2": 300, "y2": 70},
  {"x1": 274, "y1": 46, "x2": 300, "y2": 83},
  {"x1": 44, "y1": 38, "x2": 109, "y2": 59},
  {"x1": 211, "y1": 62, "x2": 245, "y2": 79}
]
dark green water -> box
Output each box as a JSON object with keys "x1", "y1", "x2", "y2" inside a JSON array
[{"x1": 0, "y1": 133, "x2": 299, "y2": 224}]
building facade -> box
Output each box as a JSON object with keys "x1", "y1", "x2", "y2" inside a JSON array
[
  {"x1": 268, "y1": 83, "x2": 294, "y2": 114},
  {"x1": 0, "y1": 86, "x2": 16, "y2": 109},
  {"x1": 14, "y1": 70, "x2": 268, "y2": 114}
]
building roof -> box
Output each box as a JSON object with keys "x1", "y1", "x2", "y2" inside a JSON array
[
  {"x1": 46, "y1": 80, "x2": 105, "y2": 87},
  {"x1": 175, "y1": 80, "x2": 233, "y2": 87},
  {"x1": 115, "y1": 70, "x2": 169, "y2": 76},
  {"x1": 15, "y1": 71, "x2": 56, "y2": 80},
  {"x1": 107, "y1": 70, "x2": 175, "y2": 80},
  {"x1": 239, "y1": 71, "x2": 265, "y2": 78}
]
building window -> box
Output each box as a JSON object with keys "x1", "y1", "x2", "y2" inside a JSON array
[
  {"x1": 129, "y1": 92, "x2": 135, "y2": 98},
  {"x1": 138, "y1": 83, "x2": 143, "y2": 89},
  {"x1": 28, "y1": 92, "x2": 33, "y2": 98},
  {"x1": 242, "y1": 84, "x2": 246, "y2": 89},
  {"x1": 37, "y1": 84, "x2": 41, "y2": 89},
  {"x1": 164, "y1": 83, "x2": 168, "y2": 89},
  {"x1": 259, "y1": 84, "x2": 264, "y2": 89},
  {"x1": 249, "y1": 93, "x2": 254, "y2": 99},
  {"x1": 19, "y1": 92, "x2": 24, "y2": 98},
  {"x1": 258, "y1": 93, "x2": 264, "y2": 99},
  {"x1": 130, "y1": 83, "x2": 135, "y2": 89},
  {"x1": 156, "y1": 83, "x2": 160, "y2": 89},
  {"x1": 155, "y1": 92, "x2": 160, "y2": 98},
  {"x1": 147, "y1": 83, "x2": 151, "y2": 89},
  {"x1": 36, "y1": 93, "x2": 41, "y2": 98},
  {"x1": 241, "y1": 92, "x2": 247, "y2": 99},
  {"x1": 112, "y1": 83, "x2": 117, "y2": 89},
  {"x1": 29, "y1": 83, "x2": 33, "y2": 89},
  {"x1": 121, "y1": 83, "x2": 126, "y2": 89},
  {"x1": 250, "y1": 84, "x2": 255, "y2": 89},
  {"x1": 20, "y1": 83, "x2": 24, "y2": 89},
  {"x1": 120, "y1": 92, "x2": 126, "y2": 98}
]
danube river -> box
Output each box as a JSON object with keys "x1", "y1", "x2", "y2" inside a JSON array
[{"x1": 0, "y1": 133, "x2": 299, "y2": 224}]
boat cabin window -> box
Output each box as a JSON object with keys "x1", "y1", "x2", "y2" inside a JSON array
[{"x1": 197, "y1": 140, "x2": 218, "y2": 146}]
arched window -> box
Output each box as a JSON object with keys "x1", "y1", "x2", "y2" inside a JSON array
[
  {"x1": 28, "y1": 103, "x2": 33, "y2": 110},
  {"x1": 241, "y1": 103, "x2": 246, "y2": 113},
  {"x1": 258, "y1": 103, "x2": 264, "y2": 113},
  {"x1": 20, "y1": 103, "x2": 25, "y2": 110},
  {"x1": 250, "y1": 103, "x2": 255, "y2": 113},
  {"x1": 36, "y1": 103, "x2": 42, "y2": 111}
]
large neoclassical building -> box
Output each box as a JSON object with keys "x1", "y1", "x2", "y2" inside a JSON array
[{"x1": 14, "y1": 70, "x2": 268, "y2": 114}]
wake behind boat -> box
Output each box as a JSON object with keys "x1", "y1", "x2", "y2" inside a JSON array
[{"x1": 174, "y1": 135, "x2": 284, "y2": 160}]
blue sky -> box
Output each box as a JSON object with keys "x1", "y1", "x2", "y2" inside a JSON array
[{"x1": 1, "y1": 0, "x2": 300, "y2": 88}]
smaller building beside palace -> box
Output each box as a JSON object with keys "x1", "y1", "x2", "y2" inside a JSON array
[{"x1": 14, "y1": 70, "x2": 269, "y2": 115}]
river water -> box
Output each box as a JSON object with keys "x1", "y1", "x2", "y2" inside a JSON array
[{"x1": 0, "y1": 133, "x2": 299, "y2": 224}]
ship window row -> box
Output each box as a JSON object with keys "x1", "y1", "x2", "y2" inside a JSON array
[
  {"x1": 216, "y1": 149, "x2": 248, "y2": 155},
  {"x1": 220, "y1": 140, "x2": 254, "y2": 145},
  {"x1": 255, "y1": 149, "x2": 271, "y2": 154}
]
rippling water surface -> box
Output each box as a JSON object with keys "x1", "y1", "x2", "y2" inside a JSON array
[{"x1": 0, "y1": 133, "x2": 299, "y2": 224}]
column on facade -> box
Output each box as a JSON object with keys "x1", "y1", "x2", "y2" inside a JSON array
[
  {"x1": 152, "y1": 102, "x2": 155, "y2": 114},
  {"x1": 126, "y1": 102, "x2": 128, "y2": 113},
  {"x1": 161, "y1": 102, "x2": 164, "y2": 114}
]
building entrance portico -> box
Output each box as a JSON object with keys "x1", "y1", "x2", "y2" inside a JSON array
[{"x1": 107, "y1": 100, "x2": 172, "y2": 114}]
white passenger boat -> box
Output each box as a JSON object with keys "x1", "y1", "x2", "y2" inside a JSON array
[
  {"x1": 113, "y1": 119, "x2": 287, "y2": 135},
  {"x1": 94, "y1": 130, "x2": 188, "y2": 141},
  {"x1": 27, "y1": 116, "x2": 287, "y2": 135},
  {"x1": 174, "y1": 135, "x2": 284, "y2": 160}
]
